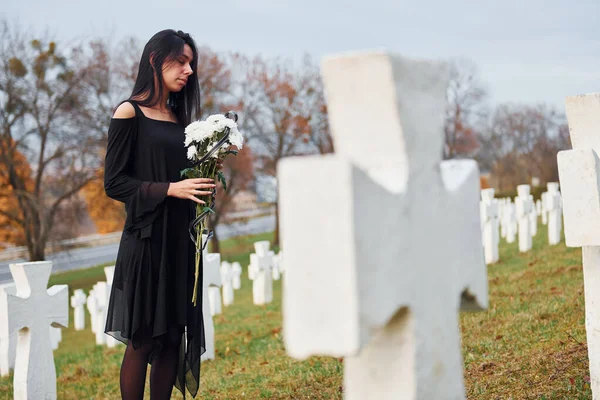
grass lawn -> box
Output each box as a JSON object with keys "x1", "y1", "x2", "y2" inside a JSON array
[{"x1": 0, "y1": 223, "x2": 593, "y2": 399}]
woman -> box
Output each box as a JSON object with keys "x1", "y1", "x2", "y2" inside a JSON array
[{"x1": 104, "y1": 29, "x2": 218, "y2": 399}]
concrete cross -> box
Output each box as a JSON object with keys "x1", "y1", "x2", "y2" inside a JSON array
[
  {"x1": 480, "y1": 188, "x2": 499, "y2": 264},
  {"x1": 220, "y1": 261, "x2": 234, "y2": 307},
  {"x1": 0, "y1": 261, "x2": 68, "y2": 400},
  {"x1": 71, "y1": 289, "x2": 87, "y2": 331},
  {"x1": 248, "y1": 241, "x2": 274, "y2": 305},
  {"x1": 557, "y1": 92, "x2": 600, "y2": 395},
  {"x1": 515, "y1": 185, "x2": 533, "y2": 252},
  {"x1": 231, "y1": 262, "x2": 242, "y2": 290},
  {"x1": 278, "y1": 50, "x2": 488, "y2": 399},
  {"x1": 0, "y1": 282, "x2": 16, "y2": 377},
  {"x1": 201, "y1": 237, "x2": 221, "y2": 361}
]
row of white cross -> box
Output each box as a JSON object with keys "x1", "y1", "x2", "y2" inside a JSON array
[
  {"x1": 480, "y1": 183, "x2": 564, "y2": 264},
  {"x1": 1, "y1": 50, "x2": 599, "y2": 400}
]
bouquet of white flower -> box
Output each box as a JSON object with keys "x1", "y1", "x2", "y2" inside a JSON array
[{"x1": 180, "y1": 111, "x2": 243, "y2": 305}]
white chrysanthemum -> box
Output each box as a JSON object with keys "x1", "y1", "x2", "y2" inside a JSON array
[
  {"x1": 206, "y1": 114, "x2": 225, "y2": 126},
  {"x1": 187, "y1": 145, "x2": 197, "y2": 160},
  {"x1": 228, "y1": 128, "x2": 244, "y2": 149},
  {"x1": 185, "y1": 120, "x2": 215, "y2": 145}
]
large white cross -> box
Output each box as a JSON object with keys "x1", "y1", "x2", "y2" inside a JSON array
[
  {"x1": 201, "y1": 237, "x2": 221, "y2": 361},
  {"x1": 557, "y1": 92, "x2": 600, "y2": 395},
  {"x1": 278, "y1": 50, "x2": 488, "y2": 399},
  {"x1": 0, "y1": 261, "x2": 68, "y2": 400}
]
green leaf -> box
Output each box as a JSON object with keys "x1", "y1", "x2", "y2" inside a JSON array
[
  {"x1": 202, "y1": 206, "x2": 215, "y2": 214},
  {"x1": 217, "y1": 171, "x2": 227, "y2": 191},
  {"x1": 224, "y1": 150, "x2": 239, "y2": 156},
  {"x1": 180, "y1": 167, "x2": 197, "y2": 178}
]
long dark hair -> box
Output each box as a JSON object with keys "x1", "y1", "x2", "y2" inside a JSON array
[{"x1": 130, "y1": 29, "x2": 201, "y2": 126}]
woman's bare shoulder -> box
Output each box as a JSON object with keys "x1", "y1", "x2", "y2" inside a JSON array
[{"x1": 112, "y1": 102, "x2": 136, "y2": 119}]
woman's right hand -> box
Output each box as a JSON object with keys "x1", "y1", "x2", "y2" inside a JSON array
[{"x1": 167, "y1": 178, "x2": 216, "y2": 204}]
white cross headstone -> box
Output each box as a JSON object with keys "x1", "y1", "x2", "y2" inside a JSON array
[
  {"x1": 201, "y1": 239, "x2": 221, "y2": 361},
  {"x1": 272, "y1": 253, "x2": 281, "y2": 281},
  {"x1": 546, "y1": 182, "x2": 562, "y2": 245},
  {"x1": 529, "y1": 195, "x2": 538, "y2": 237},
  {"x1": 71, "y1": 289, "x2": 87, "y2": 331},
  {"x1": 541, "y1": 192, "x2": 549, "y2": 225},
  {"x1": 480, "y1": 188, "x2": 499, "y2": 264},
  {"x1": 93, "y1": 282, "x2": 107, "y2": 346},
  {"x1": 86, "y1": 288, "x2": 98, "y2": 334},
  {"x1": 248, "y1": 241, "x2": 274, "y2": 305},
  {"x1": 557, "y1": 92, "x2": 600, "y2": 396},
  {"x1": 278, "y1": 50, "x2": 488, "y2": 399},
  {"x1": 0, "y1": 283, "x2": 17, "y2": 377},
  {"x1": 504, "y1": 202, "x2": 517, "y2": 244},
  {"x1": 515, "y1": 185, "x2": 533, "y2": 252},
  {"x1": 0, "y1": 261, "x2": 68, "y2": 400},
  {"x1": 220, "y1": 262, "x2": 234, "y2": 307},
  {"x1": 49, "y1": 327, "x2": 61, "y2": 351},
  {"x1": 103, "y1": 266, "x2": 119, "y2": 348},
  {"x1": 536, "y1": 199, "x2": 542, "y2": 216},
  {"x1": 231, "y1": 262, "x2": 242, "y2": 290},
  {"x1": 499, "y1": 200, "x2": 507, "y2": 239}
]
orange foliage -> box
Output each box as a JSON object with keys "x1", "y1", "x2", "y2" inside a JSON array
[
  {"x1": 0, "y1": 148, "x2": 32, "y2": 248},
  {"x1": 480, "y1": 175, "x2": 491, "y2": 189},
  {"x1": 82, "y1": 168, "x2": 125, "y2": 233}
]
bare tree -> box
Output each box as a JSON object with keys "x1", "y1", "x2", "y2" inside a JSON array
[
  {"x1": 0, "y1": 21, "x2": 102, "y2": 260},
  {"x1": 478, "y1": 103, "x2": 568, "y2": 191},
  {"x1": 444, "y1": 58, "x2": 488, "y2": 159}
]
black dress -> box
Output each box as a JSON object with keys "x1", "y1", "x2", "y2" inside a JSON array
[{"x1": 103, "y1": 100, "x2": 205, "y2": 398}]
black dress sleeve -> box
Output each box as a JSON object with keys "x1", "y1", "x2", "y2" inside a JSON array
[{"x1": 104, "y1": 117, "x2": 169, "y2": 238}]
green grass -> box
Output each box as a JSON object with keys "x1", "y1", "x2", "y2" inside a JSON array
[{"x1": 0, "y1": 223, "x2": 593, "y2": 399}]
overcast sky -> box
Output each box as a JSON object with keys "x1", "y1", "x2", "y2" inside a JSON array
[{"x1": 2, "y1": 0, "x2": 598, "y2": 110}]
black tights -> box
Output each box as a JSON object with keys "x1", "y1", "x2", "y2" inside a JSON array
[{"x1": 120, "y1": 327, "x2": 183, "y2": 400}]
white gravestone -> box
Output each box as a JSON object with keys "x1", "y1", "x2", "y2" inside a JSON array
[
  {"x1": 502, "y1": 202, "x2": 517, "y2": 244},
  {"x1": 231, "y1": 262, "x2": 242, "y2": 290},
  {"x1": 529, "y1": 195, "x2": 538, "y2": 237},
  {"x1": 0, "y1": 261, "x2": 68, "y2": 400},
  {"x1": 86, "y1": 288, "x2": 98, "y2": 334},
  {"x1": 480, "y1": 189, "x2": 500, "y2": 264},
  {"x1": 536, "y1": 199, "x2": 542, "y2": 216},
  {"x1": 248, "y1": 242, "x2": 274, "y2": 305},
  {"x1": 557, "y1": 92, "x2": 600, "y2": 397},
  {"x1": 0, "y1": 283, "x2": 17, "y2": 377},
  {"x1": 515, "y1": 185, "x2": 533, "y2": 252},
  {"x1": 49, "y1": 327, "x2": 61, "y2": 351},
  {"x1": 93, "y1": 282, "x2": 108, "y2": 346},
  {"x1": 103, "y1": 267, "x2": 119, "y2": 348},
  {"x1": 201, "y1": 239, "x2": 221, "y2": 361},
  {"x1": 272, "y1": 253, "x2": 282, "y2": 280},
  {"x1": 499, "y1": 200, "x2": 507, "y2": 239},
  {"x1": 220, "y1": 262, "x2": 234, "y2": 307},
  {"x1": 546, "y1": 182, "x2": 562, "y2": 245},
  {"x1": 70, "y1": 289, "x2": 87, "y2": 331},
  {"x1": 541, "y1": 192, "x2": 549, "y2": 225},
  {"x1": 278, "y1": 50, "x2": 488, "y2": 399},
  {"x1": 207, "y1": 253, "x2": 222, "y2": 316}
]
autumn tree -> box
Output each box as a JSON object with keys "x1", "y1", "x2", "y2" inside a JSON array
[
  {"x1": 478, "y1": 103, "x2": 569, "y2": 190},
  {"x1": 0, "y1": 144, "x2": 31, "y2": 249},
  {"x1": 79, "y1": 37, "x2": 141, "y2": 233},
  {"x1": 444, "y1": 58, "x2": 488, "y2": 159},
  {"x1": 0, "y1": 21, "x2": 102, "y2": 260},
  {"x1": 297, "y1": 55, "x2": 332, "y2": 155},
  {"x1": 208, "y1": 146, "x2": 254, "y2": 253}
]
